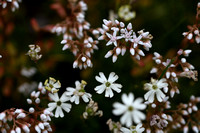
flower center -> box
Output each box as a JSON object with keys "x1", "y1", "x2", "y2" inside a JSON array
[
  {"x1": 79, "y1": 88, "x2": 85, "y2": 93},
  {"x1": 111, "y1": 36, "x2": 117, "y2": 42},
  {"x1": 105, "y1": 82, "x2": 111, "y2": 87},
  {"x1": 152, "y1": 84, "x2": 158, "y2": 90},
  {"x1": 125, "y1": 32, "x2": 131, "y2": 39},
  {"x1": 57, "y1": 101, "x2": 61, "y2": 106},
  {"x1": 49, "y1": 84, "x2": 54, "y2": 89},
  {"x1": 128, "y1": 106, "x2": 134, "y2": 111},
  {"x1": 130, "y1": 126, "x2": 137, "y2": 133}
]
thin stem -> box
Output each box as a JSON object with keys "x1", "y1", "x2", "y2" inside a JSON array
[{"x1": 158, "y1": 58, "x2": 175, "y2": 80}]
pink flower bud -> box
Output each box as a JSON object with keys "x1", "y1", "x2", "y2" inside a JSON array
[
  {"x1": 22, "y1": 125, "x2": 30, "y2": 133},
  {"x1": 0, "y1": 112, "x2": 6, "y2": 120}
]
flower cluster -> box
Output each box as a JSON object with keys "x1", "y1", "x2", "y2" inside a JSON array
[
  {"x1": 0, "y1": 82, "x2": 54, "y2": 133},
  {"x1": 150, "y1": 114, "x2": 168, "y2": 129},
  {"x1": 169, "y1": 95, "x2": 200, "y2": 133},
  {"x1": 50, "y1": 0, "x2": 99, "y2": 69},
  {"x1": 1, "y1": 1, "x2": 200, "y2": 133},
  {"x1": 150, "y1": 49, "x2": 198, "y2": 98},
  {"x1": 98, "y1": 19, "x2": 153, "y2": 62},
  {"x1": 182, "y1": 2, "x2": 200, "y2": 44},
  {"x1": 0, "y1": 0, "x2": 21, "y2": 12},
  {"x1": 183, "y1": 25, "x2": 200, "y2": 44}
]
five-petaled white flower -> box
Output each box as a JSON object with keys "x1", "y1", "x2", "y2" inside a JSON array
[
  {"x1": 113, "y1": 93, "x2": 146, "y2": 127},
  {"x1": 95, "y1": 72, "x2": 122, "y2": 98},
  {"x1": 44, "y1": 77, "x2": 61, "y2": 93},
  {"x1": 106, "y1": 27, "x2": 122, "y2": 46},
  {"x1": 121, "y1": 123, "x2": 145, "y2": 133},
  {"x1": 47, "y1": 92, "x2": 72, "y2": 118},
  {"x1": 65, "y1": 80, "x2": 92, "y2": 104},
  {"x1": 144, "y1": 78, "x2": 168, "y2": 103}
]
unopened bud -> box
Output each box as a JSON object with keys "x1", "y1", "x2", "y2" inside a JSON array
[{"x1": 29, "y1": 107, "x2": 35, "y2": 113}]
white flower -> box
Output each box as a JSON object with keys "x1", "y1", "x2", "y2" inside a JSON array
[
  {"x1": 44, "y1": 77, "x2": 61, "y2": 93},
  {"x1": 21, "y1": 67, "x2": 37, "y2": 78},
  {"x1": 113, "y1": 93, "x2": 146, "y2": 127},
  {"x1": 95, "y1": 72, "x2": 122, "y2": 98},
  {"x1": 118, "y1": 5, "x2": 136, "y2": 21},
  {"x1": 144, "y1": 78, "x2": 168, "y2": 103},
  {"x1": 120, "y1": 23, "x2": 134, "y2": 42},
  {"x1": 47, "y1": 92, "x2": 72, "y2": 118},
  {"x1": 106, "y1": 28, "x2": 122, "y2": 46},
  {"x1": 121, "y1": 123, "x2": 145, "y2": 133},
  {"x1": 26, "y1": 44, "x2": 42, "y2": 61},
  {"x1": 65, "y1": 80, "x2": 92, "y2": 104}
]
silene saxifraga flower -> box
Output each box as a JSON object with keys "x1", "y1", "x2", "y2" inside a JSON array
[
  {"x1": 106, "y1": 27, "x2": 122, "y2": 46},
  {"x1": 44, "y1": 77, "x2": 61, "y2": 93},
  {"x1": 65, "y1": 80, "x2": 92, "y2": 104},
  {"x1": 118, "y1": 5, "x2": 136, "y2": 21},
  {"x1": 48, "y1": 92, "x2": 72, "y2": 118},
  {"x1": 113, "y1": 93, "x2": 146, "y2": 127},
  {"x1": 121, "y1": 123, "x2": 145, "y2": 133},
  {"x1": 26, "y1": 44, "x2": 42, "y2": 61},
  {"x1": 95, "y1": 72, "x2": 122, "y2": 98},
  {"x1": 144, "y1": 78, "x2": 168, "y2": 103}
]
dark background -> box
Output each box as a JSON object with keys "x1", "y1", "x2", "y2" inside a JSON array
[{"x1": 0, "y1": 0, "x2": 200, "y2": 132}]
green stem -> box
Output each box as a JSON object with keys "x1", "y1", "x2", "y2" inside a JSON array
[{"x1": 158, "y1": 58, "x2": 175, "y2": 79}]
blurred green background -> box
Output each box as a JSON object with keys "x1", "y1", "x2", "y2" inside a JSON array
[{"x1": 0, "y1": 0, "x2": 200, "y2": 132}]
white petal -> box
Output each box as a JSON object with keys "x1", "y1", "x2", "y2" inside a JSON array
[
  {"x1": 94, "y1": 84, "x2": 105, "y2": 94},
  {"x1": 112, "y1": 103, "x2": 127, "y2": 115},
  {"x1": 70, "y1": 95, "x2": 76, "y2": 102},
  {"x1": 148, "y1": 91, "x2": 155, "y2": 103},
  {"x1": 105, "y1": 88, "x2": 113, "y2": 97},
  {"x1": 47, "y1": 103, "x2": 57, "y2": 111},
  {"x1": 48, "y1": 93, "x2": 59, "y2": 102},
  {"x1": 144, "y1": 90, "x2": 153, "y2": 100},
  {"x1": 75, "y1": 96, "x2": 80, "y2": 104},
  {"x1": 61, "y1": 103, "x2": 71, "y2": 113},
  {"x1": 133, "y1": 110, "x2": 145, "y2": 123},
  {"x1": 66, "y1": 87, "x2": 75, "y2": 95},
  {"x1": 55, "y1": 106, "x2": 64, "y2": 118},
  {"x1": 120, "y1": 112, "x2": 131, "y2": 126},
  {"x1": 106, "y1": 40, "x2": 113, "y2": 46},
  {"x1": 60, "y1": 92, "x2": 70, "y2": 102},
  {"x1": 82, "y1": 94, "x2": 90, "y2": 103},
  {"x1": 108, "y1": 72, "x2": 118, "y2": 82},
  {"x1": 156, "y1": 90, "x2": 165, "y2": 102},
  {"x1": 95, "y1": 76, "x2": 105, "y2": 83},
  {"x1": 110, "y1": 84, "x2": 122, "y2": 93},
  {"x1": 122, "y1": 93, "x2": 134, "y2": 105},
  {"x1": 133, "y1": 98, "x2": 146, "y2": 110},
  {"x1": 75, "y1": 81, "x2": 81, "y2": 88},
  {"x1": 99, "y1": 72, "x2": 107, "y2": 82},
  {"x1": 120, "y1": 127, "x2": 130, "y2": 132},
  {"x1": 126, "y1": 114, "x2": 132, "y2": 127}
]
